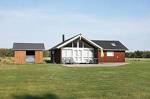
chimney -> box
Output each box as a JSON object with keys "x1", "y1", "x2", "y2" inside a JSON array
[{"x1": 62, "y1": 34, "x2": 65, "y2": 42}]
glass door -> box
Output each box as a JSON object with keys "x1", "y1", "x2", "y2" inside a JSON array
[{"x1": 73, "y1": 49, "x2": 82, "y2": 63}]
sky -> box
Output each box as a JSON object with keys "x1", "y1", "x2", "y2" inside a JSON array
[{"x1": 0, "y1": 0, "x2": 150, "y2": 51}]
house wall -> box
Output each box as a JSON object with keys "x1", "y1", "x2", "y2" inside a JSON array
[
  {"x1": 94, "y1": 48, "x2": 100, "y2": 63},
  {"x1": 51, "y1": 49, "x2": 61, "y2": 64},
  {"x1": 14, "y1": 51, "x2": 26, "y2": 64},
  {"x1": 35, "y1": 51, "x2": 43, "y2": 64},
  {"x1": 51, "y1": 49, "x2": 125, "y2": 64},
  {"x1": 98, "y1": 50, "x2": 125, "y2": 63}
]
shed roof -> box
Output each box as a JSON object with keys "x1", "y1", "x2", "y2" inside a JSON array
[
  {"x1": 92, "y1": 40, "x2": 128, "y2": 51},
  {"x1": 13, "y1": 43, "x2": 45, "y2": 51}
]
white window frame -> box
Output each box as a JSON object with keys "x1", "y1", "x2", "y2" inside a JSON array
[
  {"x1": 107, "y1": 51, "x2": 114, "y2": 57},
  {"x1": 61, "y1": 48, "x2": 94, "y2": 63}
]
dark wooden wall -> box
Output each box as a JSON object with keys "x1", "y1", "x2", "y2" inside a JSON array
[{"x1": 51, "y1": 49, "x2": 61, "y2": 64}]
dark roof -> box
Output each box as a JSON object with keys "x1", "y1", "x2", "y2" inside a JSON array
[
  {"x1": 50, "y1": 34, "x2": 128, "y2": 51},
  {"x1": 13, "y1": 43, "x2": 45, "y2": 51},
  {"x1": 51, "y1": 34, "x2": 81, "y2": 49},
  {"x1": 92, "y1": 40, "x2": 128, "y2": 51}
]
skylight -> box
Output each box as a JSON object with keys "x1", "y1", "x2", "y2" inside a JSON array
[{"x1": 111, "y1": 43, "x2": 116, "y2": 47}]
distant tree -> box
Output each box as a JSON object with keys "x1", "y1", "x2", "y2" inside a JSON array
[
  {"x1": 126, "y1": 52, "x2": 135, "y2": 58},
  {"x1": 6, "y1": 49, "x2": 13, "y2": 57},
  {"x1": 134, "y1": 51, "x2": 143, "y2": 58},
  {"x1": 43, "y1": 50, "x2": 50, "y2": 57},
  {"x1": 125, "y1": 52, "x2": 129, "y2": 58},
  {"x1": 142, "y1": 51, "x2": 150, "y2": 58},
  {"x1": 126, "y1": 51, "x2": 150, "y2": 58},
  {"x1": 0, "y1": 49, "x2": 7, "y2": 57},
  {"x1": 0, "y1": 49, "x2": 13, "y2": 57}
]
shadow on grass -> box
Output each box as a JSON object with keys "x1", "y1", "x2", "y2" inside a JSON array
[{"x1": 13, "y1": 93, "x2": 59, "y2": 99}]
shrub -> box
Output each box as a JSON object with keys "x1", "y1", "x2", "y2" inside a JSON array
[
  {"x1": 0, "y1": 57, "x2": 14, "y2": 65},
  {"x1": 126, "y1": 51, "x2": 150, "y2": 58},
  {"x1": 0, "y1": 49, "x2": 13, "y2": 57}
]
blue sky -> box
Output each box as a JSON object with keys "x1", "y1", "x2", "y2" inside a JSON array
[{"x1": 0, "y1": 0, "x2": 150, "y2": 51}]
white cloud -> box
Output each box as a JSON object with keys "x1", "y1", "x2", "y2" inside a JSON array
[{"x1": 0, "y1": 9, "x2": 150, "y2": 50}]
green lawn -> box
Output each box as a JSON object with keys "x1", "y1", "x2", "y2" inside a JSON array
[{"x1": 0, "y1": 61, "x2": 150, "y2": 99}]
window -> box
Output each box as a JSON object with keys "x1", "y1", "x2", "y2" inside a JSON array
[
  {"x1": 84, "y1": 42, "x2": 92, "y2": 48},
  {"x1": 73, "y1": 41, "x2": 77, "y2": 47},
  {"x1": 62, "y1": 49, "x2": 73, "y2": 57},
  {"x1": 79, "y1": 41, "x2": 83, "y2": 48},
  {"x1": 65, "y1": 43, "x2": 72, "y2": 47},
  {"x1": 107, "y1": 52, "x2": 114, "y2": 56}
]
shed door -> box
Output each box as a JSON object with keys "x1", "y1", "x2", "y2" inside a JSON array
[
  {"x1": 26, "y1": 51, "x2": 35, "y2": 63},
  {"x1": 83, "y1": 49, "x2": 94, "y2": 63},
  {"x1": 14, "y1": 51, "x2": 26, "y2": 64}
]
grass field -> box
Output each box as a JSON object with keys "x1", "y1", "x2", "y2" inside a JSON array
[{"x1": 0, "y1": 60, "x2": 150, "y2": 99}]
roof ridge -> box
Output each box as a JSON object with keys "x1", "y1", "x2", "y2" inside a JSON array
[
  {"x1": 13, "y1": 42, "x2": 44, "y2": 44},
  {"x1": 13, "y1": 43, "x2": 45, "y2": 50},
  {"x1": 50, "y1": 34, "x2": 82, "y2": 49},
  {"x1": 92, "y1": 40, "x2": 119, "y2": 42}
]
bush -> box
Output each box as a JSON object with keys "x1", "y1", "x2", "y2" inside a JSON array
[
  {"x1": 126, "y1": 51, "x2": 150, "y2": 58},
  {"x1": 0, "y1": 49, "x2": 13, "y2": 57},
  {"x1": 44, "y1": 59, "x2": 52, "y2": 63},
  {"x1": 0, "y1": 57, "x2": 14, "y2": 64},
  {"x1": 43, "y1": 50, "x2": 50, "y2": 57}
]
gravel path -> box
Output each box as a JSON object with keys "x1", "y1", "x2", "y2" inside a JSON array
[{"x1": 63, "y1": 63, "x2": 129, "y2": 67}]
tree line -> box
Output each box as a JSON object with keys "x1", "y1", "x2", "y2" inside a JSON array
[
  {"x1": 0, "y1": 49, "x2": 50, "y2": 57},
  {"x1": 0, "y1": 49, "x2": 150, "y2": 58},
  {"x1": 126, "y1": 51, "x2": 150, "y2": 58}
]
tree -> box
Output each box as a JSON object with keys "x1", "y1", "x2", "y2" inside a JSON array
[
  {"x1": 126, "y1": 51, "x2": 150, "y2": 58},
  {"x1": 43, "y1": 50, "x2": 50, "y2": 57},
  {"x1": 134, "y1": 51, "x2": 143, "y2": 58},
  {"x1": 142, "y1": 51, "x2": 150, "y2": 58},
  {"x1": 0, "y1": 49, "x2": 13, "y2": 57}
]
